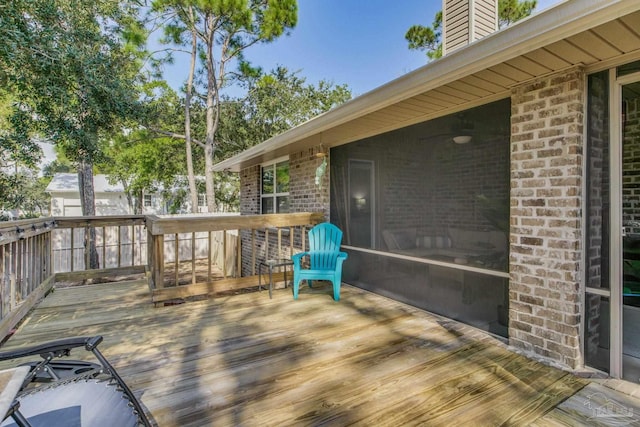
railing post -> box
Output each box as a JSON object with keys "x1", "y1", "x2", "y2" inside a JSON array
[
  {"x1": 0, "y1": 245, "x2": 5, "y2": 319},
  {"x1": 70, "y1": 228, "x2": 75, "y2": 272},
  {"x1": 10, "y1": 241, "x2": 17, "y2": 309},
  {"x1": 236, "y1": 229, "x2": 241, "y2": 278},
  {"x1": 153, "y1": 234, "x2": 165, "y2": 289},
  {"x1": 147, "y1": 227, "x2": 153, "y2": 289}
]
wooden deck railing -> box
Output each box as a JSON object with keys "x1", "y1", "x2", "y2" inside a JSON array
[
  {"x1": 0, "y1": 218, "x2": 55, "y2": 339},
  {"x1": 52, "y1": 216, "x2": 147, "y2": 281},
  {"x1": 146, "y1": 212, "x2": 324, "y2": 304},
  {"x1": 0, "y1": 212, "x2": 324, "y2": 335}
]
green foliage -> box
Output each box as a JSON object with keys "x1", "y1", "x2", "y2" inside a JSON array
[
  {"x1": 0, "y1": 0, "x2": 147, "y2": 160},
  {"x1": 217, "y1": 66, "x2": 351, "y2": 159},
  {"x1": 102, "y1": 129, "x2": 187, "y2": 210},
  {"x1": 0, "y1": 169, "x2": 50, "y2": 216},
  {"x1": 499, "y1": 0, "x2": 537, "y2": 27},
  {"x1": 406, "y1": 0, "x2": 537, "y2": 60},
  {"x1": 42, "y1": 159, "x2": 74, "y2": 179},
  {"x1": 0, "y1": 0, "x2": 148, "y2": 219},
  {"x1": 405, "y1": 11, "x2": 442, "y2": 61},
  {"x1": 150, "y1": 0, "x2": 299, "y2": 211}
]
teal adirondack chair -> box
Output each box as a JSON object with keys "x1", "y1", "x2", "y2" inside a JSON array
[{"x1": 292, "y1": 223, "x2": 348, "y2": 301}]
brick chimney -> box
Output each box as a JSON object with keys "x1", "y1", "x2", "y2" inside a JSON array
[{"x1": 442, "y1": 0, "x2": 498, "y2": 56}]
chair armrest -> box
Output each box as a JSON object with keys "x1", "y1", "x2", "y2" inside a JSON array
[
  {"x1": 292, "y1": 252, "x2": 309, "y2": 265},
  {"x1": 336, "y1": 252, "x2": 348, "y2": 268},
  {"x1": 0, "y1": 336, "x2": 101, "y2": 361}
]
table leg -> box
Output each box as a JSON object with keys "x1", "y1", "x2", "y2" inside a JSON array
[
  {"x1": 268, "y1": 267, "x2": 273, "y2": 299},
  {"x1": 258, "y1": 264, "x2": 263, "y2": 292}
]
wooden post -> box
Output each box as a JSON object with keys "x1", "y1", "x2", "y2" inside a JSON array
[
  {"x1": 131, "y1": 225, "x2": 135, "y2": 267},
  {"x1": 153, "y1": 234, "x2": 165, "y2": 289},
  {"x1": 16, "y1": 240, "x2": 23, "y2": 300},
  {"x1": 302, "y1": 226, "x2": 307, "y2": 253},
  {"x1": 117, "y1": 225, "x2": 122, "y2": 268},
  {"x1": 222, "y1": 231, "x2": 227, "y2": 279},
  {"x1": 236, "y1": 229, "x2": 241, "y2": 278},
  {"x1": 0, "y1": 244, "x2": 5, "y2": 319},
  {"x1": 101, "y1": 226, "x2": 106, "y2": 268},
  {"x1": 70, "y1": 228, "x2": 75, "y2": 272},
  {"x1": 251, "y1": 229, "x2": 256, "y2": 275},
  {"x1": 46, "y1": 229, "x2": 52, "y2": 278},
  {"x1": 174, "y1": 233, "x2": 179, "y2": 286},
  {"x1": 289, "y1": 227, "x2": 294, "y2": 259},
  {"x1": 84, "y1": 226, "x2": 89, "y2": 270},
  {"x1": 147, "y1": 227, "x2": 154, "y2": 289},
  {"x1": 191, "y1": 232, "x2": 196, "y2": 285},
  {"x1": 208, "y1": 231, "x2": 212, "y2": 284},
  {"x1": 11, "y1": 241, "x2": 17, "y2": 308},
  {"x1": 277, "y1": 228, "x2": 282, "y2": 260}
]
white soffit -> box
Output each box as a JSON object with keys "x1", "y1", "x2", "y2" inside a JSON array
[{"x1": 215, "y1": 0, "x2": 640, "y2": 172}]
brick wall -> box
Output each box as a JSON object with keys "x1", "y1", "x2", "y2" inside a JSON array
[
  {"x1": 509, "y1": 67, "x2": 585, "y2": 369},
  {"x1": 238, "y1": 145, "x2": 329, "y2": 275},
  {"x1": 240, "y1": 165, "x2": 260, "y2": 215},
  {"x1": 289, "y1": 146, "x2": 330, "y2": 219}
]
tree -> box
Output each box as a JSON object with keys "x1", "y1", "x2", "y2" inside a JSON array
[
  {"x1": 209, "y1": 67, "x2": 351, "y2": 211},
  {"x1": 0, "y1": 0, "x2": 147, "y2": 268},
  {"x1": 405, "y1": 0, "x2": 537, "y2": 60},
  {"x1": 101, "y1": 83, "x2": 197, "y2": 214},
  {"x1": 151, "y1": 0, "x2": 298, "y2": 213},
  {"x1": 498, "y1": 0, "x2": 538, "y2": 27},
  {"x1": 0, "y1": 90, "x2": 43, "y2": 210},
  {"x1": 217, "y1": 66, "x2": 352, "y2": 155},
  {"x1": 102, "y1": 130, "x2": 187, "y2": 214}
]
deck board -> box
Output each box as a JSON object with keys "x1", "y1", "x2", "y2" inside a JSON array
[{"x1": 1, "y1": 279, "x2": 637, "y2": 426}]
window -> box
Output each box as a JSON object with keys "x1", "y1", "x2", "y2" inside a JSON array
[
  {"x1": 143, "y1": 195, "x2": 152, "y2": 207},
  {"x1": 261, "y1": 159, "x2": 289, "y2": 213},
  {"x1": 198, "y1": 194, "x2": 206, "y2": 207}
]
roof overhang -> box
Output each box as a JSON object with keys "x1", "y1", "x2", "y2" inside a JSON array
[{"x1": 215, "y1": 0, "x2": 640, "y2": 172}]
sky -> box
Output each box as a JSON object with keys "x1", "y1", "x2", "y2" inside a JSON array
[
  {"x1": 41, "y1": 0, "x2": 563, "y2": 165},
  {"x1": 159, "y1": 0, "x2": 563, "y2": 98}
]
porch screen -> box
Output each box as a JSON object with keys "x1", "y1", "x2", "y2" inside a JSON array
[{"x1": 330, "y1": 99, "x2": 510, "y2": 337}]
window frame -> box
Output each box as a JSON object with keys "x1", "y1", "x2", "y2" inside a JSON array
[
  {"x1": 143, "y1": 194, "x2": 152, "y2": 208},
  {"x1": 260, "y1": 156, "x2": 290, "y2": 214}
]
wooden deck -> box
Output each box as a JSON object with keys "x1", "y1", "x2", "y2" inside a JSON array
[{"x1": 1, "y1": 280, "x2": 640, "y2": 426}]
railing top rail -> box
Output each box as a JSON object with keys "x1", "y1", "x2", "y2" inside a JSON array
[
  {"x1": 1, "y1": 212, "x2": 323, "y2": 242},
  {"x1": 54, "y1": 215, "x2": 147, "y2": 228},
  {"x1": 0, "y1": 217, "x2": 55, "y2": 232},
  {"x1": 147, "y1": 212, "x2": 325, "y2": 235},
  {"x1": 0, "y1": 218, "x2": 55, "y2": 244}
]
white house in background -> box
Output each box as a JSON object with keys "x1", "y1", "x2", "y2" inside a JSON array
[
  {"x1": 46, "y1": 173, "x2": 208, "y2": 216},
  {"x1": 47, "y1": 173, "x2": 129, "y2": 216}
]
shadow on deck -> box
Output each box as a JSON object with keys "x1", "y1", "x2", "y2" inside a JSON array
[{"x1": 1, "y1": 279, "x2": 639, "y2": 426}]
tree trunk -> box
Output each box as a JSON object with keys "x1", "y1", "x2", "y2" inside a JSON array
[
  {"x1": 134, "y1": 189, "x2": 143, "y2": 214},
  {"x1": 122, "y1": 181, "x2": 134, "y2": 213},
  {"x1": 185, "y1": 17, "x2": 199, "y2": 214},
  {"x1": 204, "y1": 18, "x2": 218, "y2": 214},
  {"x1": 205, "y1": 143, "x2": 215, "y2": 213},
  {"x1": 78, "y1": 159, "x2": 99, "y2": 270}
]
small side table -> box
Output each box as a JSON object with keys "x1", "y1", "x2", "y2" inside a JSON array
[{"x1": 258, "y1": 259, "x2": 294, "y2": 299}]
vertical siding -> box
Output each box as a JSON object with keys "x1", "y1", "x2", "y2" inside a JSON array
[
  {"x1": 473, "y1": 0, "x2": 498, "y2": 39},
  {"x1": 443, "y1": 0, "x2": 497, "y2": 56}
]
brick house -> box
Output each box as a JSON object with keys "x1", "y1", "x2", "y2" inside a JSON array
[{"x1": 215, "y1": 0, "x2": 640, "y2": 383}]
